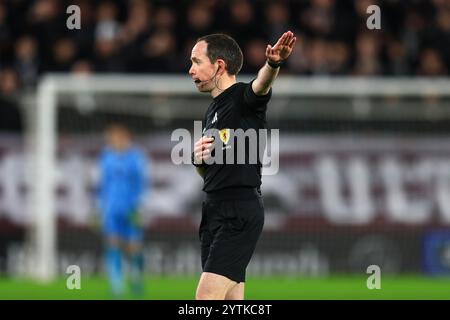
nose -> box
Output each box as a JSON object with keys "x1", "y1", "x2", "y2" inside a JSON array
[{"x1": 189, "y1": 64, "x2": 195, "y2": 76}]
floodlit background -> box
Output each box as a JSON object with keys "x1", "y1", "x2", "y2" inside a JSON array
[{"x1": 0, "y1": 0, "x2": 450, "y2": 299}]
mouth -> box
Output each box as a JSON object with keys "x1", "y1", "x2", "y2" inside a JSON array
[{"x1": 194, "y1": 79, "x2": 201, "y2": 84}]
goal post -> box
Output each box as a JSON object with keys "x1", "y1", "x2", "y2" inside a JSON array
[
  {"x1": 27, "y1": 77, "x2": 57, "y2": 281},
  {"x1": 29, "y1": 74, "x2": 219, "y2": 281}
]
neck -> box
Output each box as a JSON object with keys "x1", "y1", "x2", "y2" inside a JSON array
[
  {"x1": 113, "y1": 143, "x2": 130, "y2": 152},
  {"x1": 211, "y1": 75, "x2": 236, "y2": 98}
]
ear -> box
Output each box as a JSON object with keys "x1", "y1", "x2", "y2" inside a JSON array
[{"x1": 217, "y1": 59, "x2": 226, "y2": 75}]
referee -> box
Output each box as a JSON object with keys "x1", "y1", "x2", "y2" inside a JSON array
[{"x1": 189, "y1": 31, "x2": 296, "y2": 300}]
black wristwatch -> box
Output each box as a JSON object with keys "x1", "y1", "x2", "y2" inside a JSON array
[
  {"x1": 192, "y1": 152, "x2": 203, "y2": 167},
  {"x1": 267, "y1": 59, "x2": 283, "y2": 69}
]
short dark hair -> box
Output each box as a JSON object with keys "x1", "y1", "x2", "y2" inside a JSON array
[{"x1": 197, "y1": 34, "x2": 243, "y2": 75}]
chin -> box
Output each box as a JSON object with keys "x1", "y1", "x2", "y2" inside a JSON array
[{"x1": 197, "y1": 86, "x2": 212, "y2": 93}]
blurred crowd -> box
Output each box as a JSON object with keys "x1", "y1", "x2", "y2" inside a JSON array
[{"x1": 0, "y1": 0, "x2": 450, "y2": 98}]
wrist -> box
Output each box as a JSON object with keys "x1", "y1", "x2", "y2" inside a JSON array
[
  {"x1": 192, "y1": 152, "x2": 203, "y2": 167},
  {"x1": 267, "y1": 59, "x2": 283, "y2": 69}
]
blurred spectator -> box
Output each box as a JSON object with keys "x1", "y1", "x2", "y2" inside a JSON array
[
  {"x1": 426, "y1": 8, "x2": 450, "y2": 71},
  {"x1": 71, "y1": 60, "x2": 93, "y2": 75},
  {"x1": 0, "y1": 3, "x2": 11, "y2": 63},
  {"x1": 0, "y1": 68, "x2": 20, "y2": 97},
  {"x1": 141, "y1": 29, "x2": 177, "y2": 73},
  {"x1": 354, "y1": 0, "x2": 378, "y2": 30},
  {"x1": 327, "y1": 41, "x2": 351, "y2": 75},
  {"x1": 71, "y1": 60, "x2": 95, "y2": 113},
  {"x1": 119, "y1": 0, "x2": 151, "y2": 48},
  {"x1": 14, "y1": 36, "x2": 40, "y2": 87},
  {"x1": 71, "y1": 0, "x2": 96, "y2": 59},
  {"x1": 27, "y1": 0, "x2": 64, "y2": 59},
  {"x1": 29, "y1": 0, "x2": 60, "y2": 23},
  {"x1": 431, "y1": 0, "x2": 450, "y2": 10},
  {"x1": 93, "y1": 37, "x2": 124, "y2": 72},
  {"x1": 300, "y1": 0, "x2": 336, "y2": 37},
  {"x1": 384, "y1": 37, "x2": 410, "y2": 76},
  {"x1": 402, "y1": 7, "x2": 427, "y2": 66},
  {"x1": 264, "y1": 1, "x2": 290, "y2": 44},
  {"x1": 180, "y1": 2, "x2": 214, "y2": 45},
  {"x1": 307, "y1": 38, "x2": 330, "y2": 75},
  {"x1": 380, "y1": 0, "x2": 407, "y2": 37},
  {"x1": 242, "y1": 38, "x2": 268, "y2": 74},
  {"x1": 95, "y1": 1, "x2": 121, "y2": 43},
  {"x1": 93, "y1": 1, "x2": 122, "y2": 72},
  {"x1": 119, "y1": 0, "x2": 152, "y2": 72},
  {"x1": 286, "y1": 34, "x2": 309, "y2": 73},
  {"x1": 154, "y1": 6, "x2": 177, "y2": 32},
  {"x1": 416, "y1": 48, "x2": 448, "y2": 76},
  {"x1": 47, "y1": 37, "x2": 77, "y2": 72},
  {"x1": 0, "y1": 69, "x2": 22, "y2": 132},
  {"x1": 353, "y1": 32, "x2": 383, "y2": 75},
  {"x1": 226, "y1": 0, "x2": 259, "y2": 44}
]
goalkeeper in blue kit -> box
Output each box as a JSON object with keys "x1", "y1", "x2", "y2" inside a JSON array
[{"x1": 98, "y1": 123, "x2": 149, "y2": 298}]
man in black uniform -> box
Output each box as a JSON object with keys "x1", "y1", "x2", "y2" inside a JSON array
[{"x1": 189, "y1": 31, "x2": 296, "y2": 300}]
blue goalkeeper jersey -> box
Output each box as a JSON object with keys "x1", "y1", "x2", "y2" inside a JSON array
[{"x1": 98, "y1": 146, "x2": 148, "y2": 218}]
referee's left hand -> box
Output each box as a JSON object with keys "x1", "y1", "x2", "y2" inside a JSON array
[
  {"x1": 194, "y1": 136, "x2": 215, "y2": 164},
  {"x1": 266, "y1": 31, "x2": 296, "y2": 63}
]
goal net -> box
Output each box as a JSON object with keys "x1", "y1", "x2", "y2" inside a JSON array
[{"x1": 5, "y1": 75, "x2": 450, "y2": 281}]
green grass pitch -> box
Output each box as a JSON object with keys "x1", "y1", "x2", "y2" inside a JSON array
[{"x1": 1, "y1": 275, "x2": 449, "y2": 300}]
